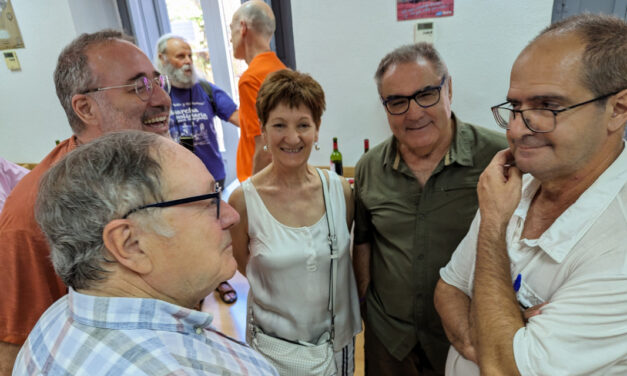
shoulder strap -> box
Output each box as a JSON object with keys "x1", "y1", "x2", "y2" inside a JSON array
[
  {"x1": 316, "y1": 168, "x2": 337, "y2": 344},
  {"x1": 199, "y1": 79, "x2": 217, "y2": 115}
]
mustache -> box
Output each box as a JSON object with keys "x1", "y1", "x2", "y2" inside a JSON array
[
  {"x1": 142, "y1": 106, "x2": 169, "y2": 118},
  {"x1": 406, "y1": 117, "x2": 432, "y2": 128},
  {"x1": 512, "y1": 135, "x2": 552, "y2": 148}
]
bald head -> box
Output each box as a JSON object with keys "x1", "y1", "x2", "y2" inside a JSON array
[{"x1": 234, "y1": 0, "x2": 276, "y2": 38}]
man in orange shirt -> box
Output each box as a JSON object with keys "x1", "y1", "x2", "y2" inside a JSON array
[
  {"x1": 230, "y1": 0, "x2": 286, "y2": 182},
  {"x1": 0, "y1": 30, "x2": 171, "y2": 374}
]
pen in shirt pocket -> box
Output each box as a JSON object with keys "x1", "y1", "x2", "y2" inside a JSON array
[
  {"x1": 513, "y1": 273, "x2": 522, "y2": 292},
  {"x1": 513, "y1": 274, "x2": 530, "y2": 309}
]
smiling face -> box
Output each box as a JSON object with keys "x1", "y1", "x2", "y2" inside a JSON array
[
  {"x1": 506, "y1": 33, "x2": 614, "y2": 182},
  {"x1": 86, "y1": 40, "x2": 171, "y2": 136},
  {"x1": 141, "y1": 140, "x2": 239, "y2": 307},
  {"x1": 262, "y1": 102, "x2": 319, "y2": 169},
  {"x1": 379, "y1": 60, "x2": 453, "y2": 156}
]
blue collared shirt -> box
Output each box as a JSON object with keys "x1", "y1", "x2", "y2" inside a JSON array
[{"x1": 13, "y1": 288, "x2": 277, "y2": 375}]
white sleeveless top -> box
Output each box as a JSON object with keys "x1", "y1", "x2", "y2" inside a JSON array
[{"x1": 243, "y1": 170, "x2": 361, "y2": 350}]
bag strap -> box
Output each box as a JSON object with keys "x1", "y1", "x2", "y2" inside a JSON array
[
  {"x1": 316, "y1": 168, "x2": 337, "y2": 344},
  {"x1": 199, "y1": 79, "x2": 218, "y2": 115}
]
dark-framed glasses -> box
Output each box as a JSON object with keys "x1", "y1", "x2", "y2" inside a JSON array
[
  {"x1": 491, "y1": 90, "x2": 620, "y2": 133},
  {"x1": 381, "y1": 75, "x2": 447, "y2": 115},
  {"x1": 81, "y1": 75, "x2": 170, "y2": 102},
  {"x1": 122, "y1": 185, "x2": 221, "y2": 219}
]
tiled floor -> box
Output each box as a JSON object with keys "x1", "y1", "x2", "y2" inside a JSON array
[{"x1": 201, "y1": 271, "x2": 365, "y2": 375}]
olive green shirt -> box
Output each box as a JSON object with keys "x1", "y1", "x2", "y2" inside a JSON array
[{"x1": 353, "y1": 115, "x2": 507, "y2": 372}]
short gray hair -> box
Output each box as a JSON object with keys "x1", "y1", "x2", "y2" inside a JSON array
[
  {"x1": 374, "y1": 42, "x2": 449, "y2": 94},
  {"x1": 237, "y1": 1, "x2": 276, "y2": 37},
  {"x1": 54, "y1": 30, "x2": 134, "y2": 134},
  {"x1": 35, "y1": 131, "x2": 166, "y2": 290},
  {"x1": 533, "y1": 13, "x2": 627, "y2": 98}
]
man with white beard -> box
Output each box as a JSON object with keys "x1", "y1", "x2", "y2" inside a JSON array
[{"x1": 157, "y1": 34, "x2": 241, "y2": 305}]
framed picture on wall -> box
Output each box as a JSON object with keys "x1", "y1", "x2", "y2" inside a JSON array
[{"x1": 0, "y1": 0, "x2": 25, "y2": 50}]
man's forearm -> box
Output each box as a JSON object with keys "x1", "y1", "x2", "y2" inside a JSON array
[
  {"x1": 352, "y1": 242, "x2": 371, "y2": 299},
  {"x1": 0, "y1": 340, "x2": 21, "y2": 376},
  {"x1": 471, "y1": 220, "x2": 523, "y2": 375},
  {"x1": 434, "y1": 279, "x2": 477, "y2": 363},
  {"x1": 228, "y1": 110, "x2": 240, "y2": 127}
]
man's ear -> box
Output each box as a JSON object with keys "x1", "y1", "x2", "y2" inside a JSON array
[
  {"x1": 608, "y1": 88, "x2": 627, "y2": 132},
  {"x1": 103, "y1": 219, "x2": 153, "y2": 275},
  {"x1": 240, "y1": 19, "x2": 248, "y2": 38},
  {"x1": 447, "y1": 76, "x2": 453, "y2": 101},
  {"x1": 71, "y1": 93, "x2": 100, "y2": 127}
]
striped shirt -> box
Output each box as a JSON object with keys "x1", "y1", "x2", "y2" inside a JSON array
[{"x1": 13, "y1": 288, "x2": 278, "y2": 376}]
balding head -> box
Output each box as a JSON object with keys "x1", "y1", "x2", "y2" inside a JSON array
[
  {"x1": 528, "y1": 13, "x2": 627, "y2": 98},
  {"x1": 233, "y1": 0, "x2": 275, "y2": 38}
]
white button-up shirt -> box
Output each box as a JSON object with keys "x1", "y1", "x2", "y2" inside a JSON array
[{"x1": 440, "y1": 144, "x2": 627, "y2": 376}]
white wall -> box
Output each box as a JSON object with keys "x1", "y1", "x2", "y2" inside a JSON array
[
  {"x1": 0, "y1": 1, "x2": 553, "y2": 165},
  {"x1": 291, "y1": 0, "x2": 553, "y2": 167},
  {"x1": 0, "y1": 1, "x2": 75, "y2": 163},
  {"x1": 0, "y1": 0, "x2": 121, "y2": 164},
  {"x1": 68, "y1": 0, "x2": 123, "y2": 37}
]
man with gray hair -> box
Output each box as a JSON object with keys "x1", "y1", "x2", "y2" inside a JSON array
[
  {"x1": 435, "y1": 13, "x2": 627, "y2": 375},
  {"x1": 0, "y1": 29, "x2": 171, "y2": 374},
  {"x1": 230, "y1": 0, "x2": 286, "y2": 182},
  {"x1": 156, "y1": 34, "x2": 241, "y2": 304},
  {"x1": 155, "y1": 33, "x2": 240, "y2": 189},
  {"x1": 12, "y1": 131, "x2": 278, "y2": 375},
  {"x1": 352, "y1": 42, "x2": 506, "y2": 375}
]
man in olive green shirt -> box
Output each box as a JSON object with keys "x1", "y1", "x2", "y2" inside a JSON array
[{"x1": 353, "y1": 43, "x2": 507, "y2": 375}]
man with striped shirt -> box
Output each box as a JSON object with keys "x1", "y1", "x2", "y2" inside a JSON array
[{"x1": 13, "y1": 131, "x2": 277, "y2": 376}]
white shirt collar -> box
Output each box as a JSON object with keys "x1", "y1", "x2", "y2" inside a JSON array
[{"x1": 512, "y1": 142, "x2": 627, "y2": 263}]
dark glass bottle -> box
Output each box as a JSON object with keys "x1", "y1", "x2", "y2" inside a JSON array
[{"x1": 330, "y1": 137, "x2": 343, "y2": 175}]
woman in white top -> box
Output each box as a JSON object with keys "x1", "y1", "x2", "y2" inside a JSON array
[{"x1": 229, "y1": 69, "x2": 361, "y2": 375}]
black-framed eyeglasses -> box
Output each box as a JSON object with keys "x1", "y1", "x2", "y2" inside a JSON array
[
  {"x1": 491, "y1": 90, "x2": 619, "y2": 133},
  {"x1": 122, "y1": 186, "x2": 221, "y2": 219},
  {"x1": 381, "y1": 75, "x2": 447, "y2": 115},
  {"x1": 81, "y1": 75, "x2": 171, "y2": 102}
]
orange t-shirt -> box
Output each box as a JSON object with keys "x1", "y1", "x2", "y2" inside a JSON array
[
  {"x1": 236, "y1": 51, "x2": 286, "y2": 182},
  {"x1": 0, "y1": 137, "x2": 77, "y2": 345}
]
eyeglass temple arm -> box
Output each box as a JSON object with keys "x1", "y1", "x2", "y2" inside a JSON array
[{"x1": 123, "y1": 192, "x2": 220, "y2": 219}]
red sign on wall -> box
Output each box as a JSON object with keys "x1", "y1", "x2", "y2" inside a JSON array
[{"x1": 397, "y1": 0, "x2": 454, "y2": 21}]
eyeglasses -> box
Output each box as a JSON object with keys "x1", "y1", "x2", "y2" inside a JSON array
[
  {"x1": 381, "y1": 76, "x2": 447, "y2": 115},
  {"x1": 491, "y1": 90, "x2": 619, "y2": 133},
  {"x1": 81, "y1": 75, "x2": 170, "y2": 102},
  {"x1": 122, "y1": 186, "x2": 221, "y2": 219}
]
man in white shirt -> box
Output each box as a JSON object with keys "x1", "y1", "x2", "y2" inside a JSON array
[{"x1": 434, "y1": 13, "x2": 627, "y2": 375}]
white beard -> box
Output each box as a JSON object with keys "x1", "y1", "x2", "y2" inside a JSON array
[{"x1": 161, "y1": 62, "x2": 198, "y2": 89}]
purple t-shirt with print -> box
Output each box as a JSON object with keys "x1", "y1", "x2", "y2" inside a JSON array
[{"x1": 168, "y1": 81, "x2": 237, "y2": 181}]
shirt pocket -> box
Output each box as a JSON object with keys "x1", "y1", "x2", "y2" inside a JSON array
[
  {"x1": 431, "y1": 179, "x2": 479, "y2": 227},
  {"x1": 516, "y1": 280, "x2": 546, "y2": 309}
]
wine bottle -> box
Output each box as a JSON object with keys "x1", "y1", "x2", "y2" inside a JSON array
[
  {"x1": 330, "y1": 137, "x2": 343, "y2": 176},
  {"x1": 364, "y1": 138, "x2": 370, "y2": 153}
]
